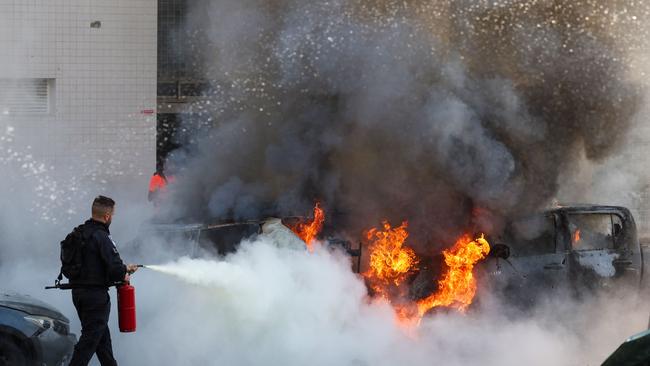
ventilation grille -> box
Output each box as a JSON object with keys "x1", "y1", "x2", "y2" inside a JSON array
[{"x1": 0, "y1": 78, "x2": 53, "y2": 115}]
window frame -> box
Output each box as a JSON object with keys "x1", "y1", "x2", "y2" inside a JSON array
[
  {"x1": 566, "y1": 212, "x2": 624, "y2": 251},
  {"x1": 504, "y1": 214, "x2": 558, "y2": 257}
]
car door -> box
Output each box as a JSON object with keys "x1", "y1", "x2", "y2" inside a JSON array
[
  {"x1": 482, "y1": 213, "x2": 569, "y2": 305},
  {"x1": 508, "y1": 213, "x2": 569, "y2": 295}
]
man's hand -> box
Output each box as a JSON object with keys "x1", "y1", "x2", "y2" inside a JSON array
[{"x1": 126, "y1": 264, "x2": 139, "y2": 274}]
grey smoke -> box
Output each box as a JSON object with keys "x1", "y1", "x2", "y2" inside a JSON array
[
  {"x1": 162, "y1": 0, "x2": 646, "y2": 250},
  {"x1": 1, "y1": 2, "x2": 650, "y2": 366},
  {"x1": 208, "y1": 177, "x2": 267, "y2": 219}
]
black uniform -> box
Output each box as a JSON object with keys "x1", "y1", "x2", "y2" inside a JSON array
[{"x1": 69, "y1": 219, "x2": 127, "y2": 366}]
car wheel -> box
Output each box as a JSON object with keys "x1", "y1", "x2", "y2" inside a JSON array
[{"x1": 0, "y1": 336, "x2": 29, "y2": 366}]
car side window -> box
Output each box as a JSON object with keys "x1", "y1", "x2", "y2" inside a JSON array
[
  {"x1": 568, "y1": 213, "x2": 617, "y2": 251},
  {"x1": 504, "y1": 215, "x2": 556, "y2": 256}
]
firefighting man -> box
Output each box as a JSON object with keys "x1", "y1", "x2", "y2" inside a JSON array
[{"x1": 69, "y1": 196, "x2": 139, "y2": 366}]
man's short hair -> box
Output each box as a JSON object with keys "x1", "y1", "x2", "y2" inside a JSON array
[{"x1": 92, "y1": 195, "x2": 115, "y2": 217}]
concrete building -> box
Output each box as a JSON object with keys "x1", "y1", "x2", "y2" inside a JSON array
[
  {"x1": 0, "y1": 0, "x2": 157, "y2": 184},
  {"x1": 156, "y1": 0, "x2": 206, "y2": 168}
]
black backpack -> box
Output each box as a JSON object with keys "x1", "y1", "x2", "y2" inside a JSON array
[{"x1": 57, "y1": 225, "x2": 86, "y2": 284}]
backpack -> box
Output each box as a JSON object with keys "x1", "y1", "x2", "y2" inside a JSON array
[{"x1": 57, "y1": 225, "x2": 86, "y2": 283}]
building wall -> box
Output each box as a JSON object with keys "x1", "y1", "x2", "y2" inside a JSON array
[{"x1": 0, "y1": 0, "x2": 157, "y2": 183}]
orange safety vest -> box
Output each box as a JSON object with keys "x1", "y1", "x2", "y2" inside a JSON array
[{"x1": 148, "y1": 173, "x2": 168, "y2": 193}]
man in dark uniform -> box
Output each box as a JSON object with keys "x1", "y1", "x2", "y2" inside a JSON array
[{"x1": 69, "y1": 196, "x2": 139, "y2": 366}]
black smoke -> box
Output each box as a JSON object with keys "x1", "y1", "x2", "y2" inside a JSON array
[{"x1": 161, "y1": 0, "x2": 646, "y2": 249}]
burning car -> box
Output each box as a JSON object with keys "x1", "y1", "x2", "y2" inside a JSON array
[
  {"x1": 479, "y1": 205, "x2": 645, "y2": 307},
  {"x1": 133, "y1": 202, "x2": 645, "y2": 320},
  {"x1": 390, "y1": 204, "x2": 646, "y2": 318},
  {"x1": 0, "y1": 291, "x2": 76, "y2": 366},
  {"x1": 129, "y1": 211, "x2": 361, "y2": 270}
]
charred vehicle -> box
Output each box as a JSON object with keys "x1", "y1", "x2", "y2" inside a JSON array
[
  {"x1": 479, "y1": 205, "x2": 644, "y2": 306},
  {"x1": 128, "y1": 217, "x2": 362, "y2": 270}
]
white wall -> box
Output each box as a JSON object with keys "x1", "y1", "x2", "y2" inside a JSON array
[{"x1": 0, "y1": 0, "x2": 157, "y2": 184}]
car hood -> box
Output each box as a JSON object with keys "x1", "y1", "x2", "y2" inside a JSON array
[{"x1": 0, "y1": 292, "x2": 69, "y2": 322}]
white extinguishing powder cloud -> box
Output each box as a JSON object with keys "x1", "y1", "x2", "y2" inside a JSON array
[{"x1": 113, "y1": 231, "x2": 648, "y2": 366}]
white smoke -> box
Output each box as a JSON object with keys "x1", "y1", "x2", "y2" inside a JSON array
[{"x1": 112, "y1": 233, "x2": 648, "y2": 366}]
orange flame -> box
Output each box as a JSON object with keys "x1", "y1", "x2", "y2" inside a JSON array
[
  {"x1": 363, "y1": 221, "x2": 418, "y2": 299},
  {"x1": 573, "y1": 229, "x2": 581, "y2": 244},
  {"x1": 290, "y1": 202, "x2": 325, "y2": 250},
  {"x1": 415, "y1": 234, "x2": 490, "y2": 317},
  {"x1": 362, "y1": 220, "x2": 491, "y2": 325}
]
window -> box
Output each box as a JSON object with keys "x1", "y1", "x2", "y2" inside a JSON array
[
  {"x1": 502, "y1": 215, "x2": 556, "y2": 256},
  {"x1": 0, "y1": 78, "x2": 54, "y2": 115},
  {"x1": 157, "y1": 82, "x2": 178, "y2": 97},
  {"x1": 568, "y1": 213, "x2": 620, "y2": 251}
]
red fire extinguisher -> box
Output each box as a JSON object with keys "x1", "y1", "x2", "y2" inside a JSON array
[{"x1": 117, "y1": 282, "x2": 136, "y2": 333}]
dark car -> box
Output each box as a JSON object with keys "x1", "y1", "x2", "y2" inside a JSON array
[
  {"x1": 0, "y1": 292, "x2": 76, "y2": 366},
  {"x1": 479, "y1": 205, "x2": 645, "y2": 306},
  {"x1": 127, "y1": 217, "x2": 362, "y2": 270},
  {"x1": 601, "y1": 328, "x2": 650, "y2": 366}
]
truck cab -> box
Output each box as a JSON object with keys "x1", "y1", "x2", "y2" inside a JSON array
[{"x1": 479, "y1": 205, "x2": 644, "y2": 306}]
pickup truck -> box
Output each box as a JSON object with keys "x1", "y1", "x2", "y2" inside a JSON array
[{"x1": 478, "y1": 205, "x2": 646, "y2": 306}]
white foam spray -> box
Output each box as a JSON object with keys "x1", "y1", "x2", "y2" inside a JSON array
[{"x1": 117, "y1": 233, "x2": 649, "y2": 366}]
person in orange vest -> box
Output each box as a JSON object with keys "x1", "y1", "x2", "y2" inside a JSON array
[
  {"x1": 148, "y1": 167, "x2": 175, "y2": 204},
  {"x1": 148, "y1": 169, "x2": 166, "y2": 202}
]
